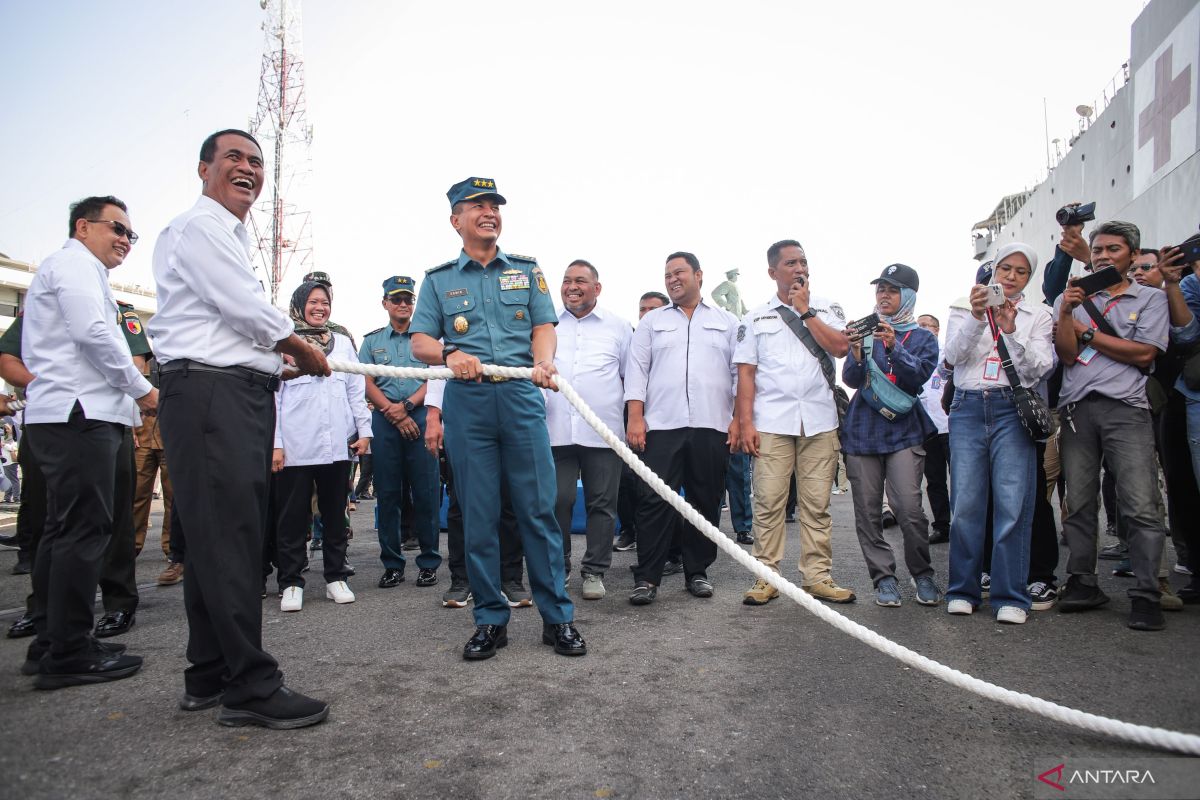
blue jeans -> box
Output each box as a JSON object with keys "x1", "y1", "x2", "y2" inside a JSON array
[
  {"x1": 1186, "y1": 396, "x2": 1200, "y2": 489},
  {"x1": 725, "y1": 451, "x2": 752, "y2": 532},
  {"x1": 947, "y1": 388, "x2": 1035, "y2": 611}
]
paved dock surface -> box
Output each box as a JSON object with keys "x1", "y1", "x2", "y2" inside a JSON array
[{"x1": 0, "y1": 495, "x2": 1197, "y2": 799}]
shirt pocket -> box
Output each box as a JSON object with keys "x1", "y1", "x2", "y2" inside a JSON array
[
  {"x1": 651, "y1": 317, "x2": 679, "y2": 353},
  {"x1": 754, "y1": 319, "x2": 788, "y2": 367},
  {"x1": 703, "y1": 317, "x2": 732, "y2": 351},
  {"x1": 369, "y1": 348, "x2": 391, "y2": 366},
  {"x1": 441, "y1": 294, "x2": 477, "y2": 331},
  {"x1": 498, "y1": 290, "x2": 531, "y2": 331}
]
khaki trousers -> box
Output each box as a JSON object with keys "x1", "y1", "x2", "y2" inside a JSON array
[
  {"x1": 133, "y1": 446, "x2": 173, "y2": 556},
  {"x1": 750, "y1": 429, "x2": 839, "y2": 584}
]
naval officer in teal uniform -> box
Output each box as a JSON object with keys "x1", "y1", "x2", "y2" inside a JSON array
[{"x1": 410, "y1": 177, "x2": 586, "y2": 660}]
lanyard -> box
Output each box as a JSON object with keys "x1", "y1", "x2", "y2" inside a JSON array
[{"x1": 885, "y1": 331, "x2": 913, "y2": 381}]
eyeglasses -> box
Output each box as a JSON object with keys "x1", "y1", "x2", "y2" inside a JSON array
[
  {"x1": 387, "y1": 295, "x2": 415, "y2": 305},
  {"x1": 88, "y1": 219, "x2": 138, "y2": 244},
  {"x1": 1131, "y1": 263, "x2": 1157, "y2": 272}
]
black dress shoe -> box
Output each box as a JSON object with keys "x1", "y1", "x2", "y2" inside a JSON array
[
  {"x1": 662, "y1": 559, "x2": 683, "y2": 576},
  {"x1": 378, "y1": 568, "x2": 404, "y2": 588},
  {"x1": 463, "y1": 624, "x2": 508, "y2": 660},
  {"x1": 7, "y1": 613, "x2": 35, "y2": 639},
  {"x1": 33, "y1": 651, "x2": 143, "y2": 690},
  {"x1": 218, "y1": 686, "x2": 329, "y2": 729},
  {"x1": 735, "y1": 531, "x2": 754, "y2": 545},
  {"x1": 94, "y1": 610, "x2": 136, "y2": 638},
  {"x1": 180, "y1": 689, "x2": 225, "y2": 711},
  {"x1": 12, "y1": 556, "x2": 31, "y2": 575},
  {"x1": 687, "y1": 576, "x2": 714, "y2": 598},
  {"x1": 542, "y1": 622, "x2": 587, "y2": 656},
  {"x1": 0, "y1": 533, "x2": 17, "y2": 547},
  {"x1": 928, "y1": 529, "x2": 950, "y2": 545},
  {"x1": 415, "y1": 568, "x2": 438, "y2": 587}
]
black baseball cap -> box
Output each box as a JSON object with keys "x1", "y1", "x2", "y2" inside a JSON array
[{"x1": 871, "y1": 263, "x2": 920, "y2": 292}]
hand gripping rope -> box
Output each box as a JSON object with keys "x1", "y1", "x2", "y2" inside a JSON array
[{"x1": 328, "y1": 358, "x2": 1200, "y2": 756}]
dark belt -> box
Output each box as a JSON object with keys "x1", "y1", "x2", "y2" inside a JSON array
[{"x1": 160, "y1": 359, "x2": 281, "y2": 392}]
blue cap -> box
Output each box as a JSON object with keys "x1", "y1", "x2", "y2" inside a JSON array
[
  {"x1": 447, "y1": 177, "x2": 507, "y2": 209},
  {"x1": 975, "y1": 260, "x2": 994, "y2": 285},
  {"x1": 383, "y1": 275, "x2": 416, "y2": 298}
]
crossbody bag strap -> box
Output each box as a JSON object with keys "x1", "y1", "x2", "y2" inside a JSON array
[
  {"x1": 986, "y1": 308, "x2": 1023, "y2": 387},
  {"x1": 777, "y1": 306, "x2": 837, "y2": 392},
  {"x1": 1081, "y1": 297, "x2": 1119, "y2": 338}
]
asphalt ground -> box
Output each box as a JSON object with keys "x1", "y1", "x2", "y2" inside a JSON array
[{"x1": 0, "y1": 494, "x2": 1197, "y2": 800}]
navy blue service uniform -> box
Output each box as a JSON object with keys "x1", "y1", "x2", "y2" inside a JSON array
[{"x1": 410, "y1": 179, "x2": 575, "y2": 639}]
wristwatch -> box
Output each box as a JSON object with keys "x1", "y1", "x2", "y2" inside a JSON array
[
  {"x1": 442, "y1": 343, "x2": 460, "y2": 362},
  {"x1": 1080, "y1": 329, "x2": 1095, "y2": 345},
  {"x1": 799, "y1": 310, "x2": 816, "y2": 321},
  {"x1": 403, "y1": 400, "x2": 416, "y2": 413}
]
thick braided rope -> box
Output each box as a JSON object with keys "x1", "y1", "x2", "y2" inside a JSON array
[{"x1": 328, "y1": 358, "x2": 1200, "y2": 755}]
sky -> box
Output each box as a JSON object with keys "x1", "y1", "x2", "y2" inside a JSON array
[{"x1": 0, "y1": 0, "x2": 1146, "y2": 343}]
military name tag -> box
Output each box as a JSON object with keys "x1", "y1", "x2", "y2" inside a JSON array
[
  {"x1": 445, "y1": 288, "x2": 468, "y2": 298},
  {"x1": 499, "y1": 273, "x2": 530, "y2": 291}
]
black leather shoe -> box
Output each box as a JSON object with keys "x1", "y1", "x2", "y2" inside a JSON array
[
  {"x1": 0, "y1": 533, "x2": 17, "y2": 547},
  {"x1": 687, "y1": 576, "x2": 714, "y2": 598},
  {"x1": 378, "y1": 568, "x2": 404, "y2": 588},
  {"x1": 1128, "y1": 597, "x2": 1165, "y2": 631},
  {"x1": 218, "y1": 686, "x2": 329, "y2": 729},
  {"x1": 629, "y1": 581, "x2": 657, "y2": 605},
  {"x1": 180, "y1": 690, "x2": 225, "y2": 711},
  {"x1": 735, "y1": 531, "x2": 754, "y2": 545},
  {"x1": 542, "y1": 622, "x2": 587, "y2": 656},
  {"x1": 662, "y1": 559, "x2": 683, "y2": 576},
  {"x1": 415, "y1": 568, "x2": 438, "y2": 587},
  {"x1": 12, "y1": 556, "x2": 31, "y2": 575},
  {"x1": 463, "y1": 625, "x2": 508, "y2": 660},
  {"x1": 928, "y1": 529, "x2": 950, "y2": 545},
  {"x1": 94, "y1": 610, "x2": 136, "y2": 638},
  {"x1": 7, "y1": 613, "x2": 35, "y2": 639},
  {"x1": 33, "y1": 651, "x2": 143, "y2": 690}
]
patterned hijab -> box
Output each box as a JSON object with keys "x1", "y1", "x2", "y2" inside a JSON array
[
  {"x1": 289, "y1": 281, "x2": 334, "y2": 355},
  {"x1": 876, "y1": 286, "x2": 919, "y2": 332}
]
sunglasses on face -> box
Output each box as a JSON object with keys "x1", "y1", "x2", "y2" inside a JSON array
[
  {"x1": 387, "y1": 295, "x2": 415, "y2": 305},
  {"x1": 88, "y1": 219, "x2": 138, "y2": 244}
]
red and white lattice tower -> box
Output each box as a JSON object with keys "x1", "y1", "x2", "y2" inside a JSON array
[{"x1": 248, "y1": 0, "x2": 315, "y2": 306}]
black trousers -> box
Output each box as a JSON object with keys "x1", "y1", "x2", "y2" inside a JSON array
[
  {"x1": 98, "y1": 428, "x2": 138, "y2": 613},
  {"x1": 158, "y1": 368, "x2": 282, "y2": 705},
  {"x1": 444, "y1": 455, "x2": 523, "y2": 585},
  {"x1": 26, "y1": 404, "x2": 122, "y2": 659},
  {"x1": 922, "y1": 432, "x2": 950, "y2": 535},
  {"x1": 274, "y1": 461, "x2": 352, "y2": 588},
  {"x1": 633, "y1": 428, "x2": 725, "y2": 585},
  {"x1": 617, "y1": 463, "x2": 642, "y2": 539},
  {"x1": 353, "y1": 453, "x2": 373, "y2": 497},
  {"x1": 17, "y1": 424, "x2": 47, "y2": 616}
]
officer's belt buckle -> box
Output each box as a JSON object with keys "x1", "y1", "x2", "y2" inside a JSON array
[{"x1": 488, "y1": 375, "x2": 509, "y2": 383}]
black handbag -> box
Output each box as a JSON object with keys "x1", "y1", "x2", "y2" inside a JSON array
[{"x1": 988, "y1": 310, "x2": 1057, "y2": 442}]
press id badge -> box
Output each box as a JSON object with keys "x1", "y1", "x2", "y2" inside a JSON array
[
  {"x1": 983, "y1": 357, "x2": 1001, "y2": 381},
  {"x1": 1076, "y1": 345, "x2": 1098, "y2": 365}
]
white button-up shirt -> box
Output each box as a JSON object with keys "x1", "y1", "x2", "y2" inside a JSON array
[
  {"x1": 147, "y1": 196, "x2": 294, "y2": 375},
  {"x1": 22, "y1": 239, "x2": 152, "y2": 426},
  {"x1": 546, "y1": 305, "x2": 632, "y2": 448},
  {"x1": 624, "y1": 301, "x2": 738, "y2": 433},
  {"x1": 274, "y1": 333, "x2": 371, "y2": 467},
  {"x1": 733, "y1": 293, "x2": 846, "y2": 437},
  {"x1": 943, "y1": 300, "x2": 1054, "y2": 390}
]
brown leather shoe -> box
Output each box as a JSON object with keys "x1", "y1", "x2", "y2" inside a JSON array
[{"x1": 157, "y1": 562, "x2": 184, "y2": 586}]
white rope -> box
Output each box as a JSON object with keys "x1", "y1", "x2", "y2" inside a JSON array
[{"x1": 329, "y1": 358, "x2": 1200, "y2": 755}]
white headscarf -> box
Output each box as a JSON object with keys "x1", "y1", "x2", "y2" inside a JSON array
[{"x1": 991, "y1": 243, "x2": 1039, "y2": 300}]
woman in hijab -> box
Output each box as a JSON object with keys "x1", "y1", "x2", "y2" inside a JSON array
[
  {"x1": 842, "y1": 264, "x2": 941, "y2": 609},
  {"x1": 272, "y1": 280, "x2": 371, "y2": 611},
  {"x1": 942, "y1": 243, "x2": 1053, "y2": 624}
]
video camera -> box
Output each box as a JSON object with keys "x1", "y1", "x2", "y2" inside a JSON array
[{"x1": 1056, "y1": 202, "x2": 1096, "y2": 227}]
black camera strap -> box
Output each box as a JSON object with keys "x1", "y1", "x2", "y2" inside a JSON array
[{"x1": 1080, "y1": 297, "x2": 1119, "y2": 338}]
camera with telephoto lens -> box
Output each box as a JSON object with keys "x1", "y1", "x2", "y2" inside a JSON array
[{"x1": 1056, "y1": 201, "x2": 1096, "y2": 227}]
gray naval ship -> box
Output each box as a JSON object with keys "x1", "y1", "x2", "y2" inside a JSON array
[{"x1": 972, "y1": 0, "x2": 1199, "y2": 292}]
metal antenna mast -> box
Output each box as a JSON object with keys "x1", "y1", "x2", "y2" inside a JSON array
[{"x1": 249, "y1": 0, "x2": 315, "y2": 306}]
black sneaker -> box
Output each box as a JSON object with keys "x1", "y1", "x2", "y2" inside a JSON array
[
  {"x1": 1127, "y1": 597, "x2": 1165, "y2": 631},
  {"x1": 662, "y1": 559, "x2": 683, "y2": 576},
  {"x1": 1028, "y1": 581, "x2": 1058, "y2": 611},
  {"x1": 401, "y1": 537, "x2": 419, "y2": 552},
  {"x1": 735, "y1": 531, "x2": 754, "y2": 545},
  {"x1": 441, "y1": 582, "x2": 473, "y2": 608},
  {"x1": 33, "y1": 646, "x2": 143, "y2": 690},
  {"x1": 415, "y1": 568, "x2": 438, "y2": 587},
  {"x1": 502, "y1": 581, "x2": 532, "y2": 608},
  {"x1": 1058, "y1": 575, "x2": 1110, "y2": 613},
  {"x1": 629, "y1": 582, "x2": 657, "y2": 605},
  {"x1": 882, "y1": 509, "x2": 897, "y2": 528},
  {"x1": 1111, "y1": 558, "x2": 1134, "y2": 578},
  {"x1": 613, "y1": 533, "x2": 636, "y2": 551},
  {"x1": 218, "y1": 686, "x2": 329, "y2": 729}
]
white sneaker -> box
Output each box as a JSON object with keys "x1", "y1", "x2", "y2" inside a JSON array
[
  {"x1": 946, "y1": 599, "x2": 973, "y2": 615},
  {"x1": 581, "y1": 573, "x2": 606, "y2": 600},
  {"x1": 325, "y1": 580, "x2": 356, "y2": 604},
  {"x1": 996, "y1": 606, "x2": 1027, "y2": 625},
  {"x1": 280, "y1": 586, "x2": 303, "y2": 612}
]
